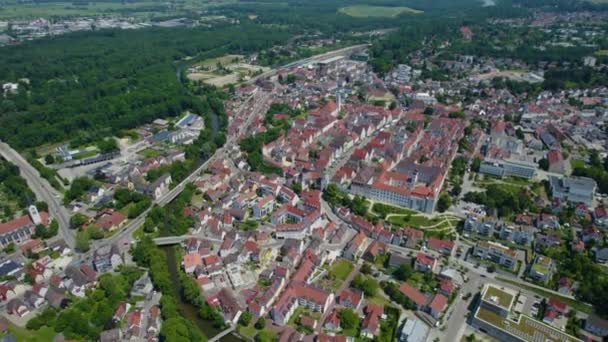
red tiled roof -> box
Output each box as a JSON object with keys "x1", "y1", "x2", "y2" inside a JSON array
[
  {"x1": 416, "y1": 252, "x2": 436, "y2": 267},
  {"x1": 183, "y1": 253, "x2": 203, "y2": 269},
  {"x1": 428, "y1": 294, "x2": 447, "y2": 312},
  {"x1": 399, "y1": 283, "x2": 427, "y2": 306},
  {"x1": 0, "y1": 212, "x2": 49, "y2": 235}
]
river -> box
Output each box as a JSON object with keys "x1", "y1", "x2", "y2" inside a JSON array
[{"x1": 161, "y1": 245, "x2": 243, "y2": 342}]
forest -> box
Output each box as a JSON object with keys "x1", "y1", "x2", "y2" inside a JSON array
[
  {"x1": 0, "y1": 24, "x2": 289, "y2": 149},
  {"x1": 0, "y1": 159, "x2": 36, "y2": 220}
]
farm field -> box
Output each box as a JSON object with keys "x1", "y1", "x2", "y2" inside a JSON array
[
  {"x1": 338, "y1": 5, "x2": 422, "y2": 18},
  {"x1": 187, "y1": 54, "x2": 268, "y2": 86}
]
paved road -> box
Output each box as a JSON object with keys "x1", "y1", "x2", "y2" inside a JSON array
[{"x1": 0, "y1": 141, "x2": 75, "y2": 248}]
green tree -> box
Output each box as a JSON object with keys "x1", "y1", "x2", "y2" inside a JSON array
[
  {"x1": 239, "y1": 311, "x2": 252, "y2": 326},
  {"x1": 338, "y1": 308, "x2": 360, "y2": 330},
  {"x1": 44, "y1": 154, "x2": 55, "y2": 164},
  {"x1": 75, "y1": 230, "x2": 90, "y2": 252},
  {"x1": 437, "y1": 193, "x2": 452, "y2": 212},
  {"x1": 255, "y1": 317, "x2": 266, "y2": 330},
  {"x1": 70, "y1": 213, "x2": 88, "y2": 229}
]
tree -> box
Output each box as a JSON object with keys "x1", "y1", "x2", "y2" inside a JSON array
[
  {"x1": 75, "y1": 230, "x2": 90, "y2": 252},
  {"x1": 538, "y1": 158, "x2": 549, "y2": 171},
  {"x1": 394, "y1": 264, "x2": 413, "y2": 281},
  {"x1": 239, "y1": 311, "x2": 252, "y2": 326},
  {"x1": 437, "y1": 193, "x2": 452, "y2": 212},
  {"x1": 352, "y1": 275, "x2": 378, "y2": 297},
  {"x1": 70, "y1": 213, "x2": 88, "y2": 229},
  {"x1": 256, "y1": 330, "x2": 274, "y2": 342},
  {"x1": 255, "y1": 317, "x2": 266, "y2": 330},
  {"x1": 339, "y1": 308, "x2": 360, "y2": 330},
  {"x1": 44, "y1": 154, "x2": 55, "y2": 164}
]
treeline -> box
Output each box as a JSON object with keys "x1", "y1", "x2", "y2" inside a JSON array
[
  {"x1": 142, "y1": 183, "x2": 196, "y2": 236},
  {"x1": 131, "y1": 237, "x2": 225, "y2": 341},
  {"x1": 0, "y1": 24, "x2": 289, "y2": 149},
  {"x1": 0, "y1": 159, "x2": 36, "y2": 218}
]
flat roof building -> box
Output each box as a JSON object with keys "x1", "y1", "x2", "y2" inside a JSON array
[{"x1": 471, "y1": 283, "x2": 581, "y2": 342}]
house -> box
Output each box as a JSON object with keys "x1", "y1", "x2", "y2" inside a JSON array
[
  {"x1": 125, "y1": 309, "x2": 142, "y2": 338},
  {"x1": 209, "y1": 288, "x2": 243, "y2": 324},
  {"x1": 363, "y1": 240, "x2": 386, "y2": 262},
  {"x1": 182, "y1": 253, "x2": 202, "y2": 273},
  {"x1": 113, "y1": 301, "x2": 131, "y2": 322},
  {"x1": 6, "y1": 299, "x2": 29, "y2": 317},
  {"x1": 324, "y1": 309, "x2": 341, "y2": 331},
  {"x1": 142, "y1": 174, "x2": 172, "y2": 200},
  {"x1": 361, "y1": 304, "x2": 383, "y2": 339},
  {"x1": 93, "y1": 244, "x2": 122, "y2": 273},
  {"x1": 585, "y1": 315, "x2": 608, "y2": 337},
  {"x1": 94, "y1": 210, "x2": 127, "y2": 232},
  {"x1": 528, "y1": 255, "x2": 554, "y2": 284},
  {"x1": 473, "y1": 241, "x2": 517, "y2": 270},
  {"x1": 414, "y1": 252, "x2": 436, "y2": 273},
  {"x1": 131, "y1": 272, "x2": 154, "y2": 298},
  {"x1": 271, "y1": 283, "x2": 334, "y2": 325},
  {"x1": 594, "y1": 207, "x2": 608, "y2": 228},
  {"x1": 253, "y1": 195, "x2": 275, "y2": 218},
  {"x1": 64, "y1": 264, "x2": 97, "y2": 297},
  {"x1": 388, "y1": 253, "x2": 412, "y2": 269},
  {"x1": 0, "y1": 207, "x2": 49, "y2": 248},
  {"x1": 399, "y1": 317, "x2": 430, "y2": 342},
  {"x1": 439, "y1": 278, "x2": 455, "y2": 297},
  {"x1": 536, "y1": 213, "x2": 560, "y2": 230},
  {"x1": 547, "y1": 150, "x2": 566, "y2": 174},
  {"x1": 343, "y1": 232, "x2": 367, "y2": 260},
  {"x1": 427, "y1": 237, "x2": 454, "y2": 256},
  {"x1": 399, "y1": 283, "x2": 427, "y2": 309},
  {"x1": 338, "y1": 288, "x2": 363, "y2": 310},
  {"x1": 557, "y1": 277, "x2": 573, "y2": 296},
  {"x1": 402, "y1": 227, "x2": 423, "y2": 248},
  {"x1": 595, "y1": 247, "x2": 608, "y2": 263},
  {"x1": 427, "y1": 294, "x2": 447, "y2": 319}
]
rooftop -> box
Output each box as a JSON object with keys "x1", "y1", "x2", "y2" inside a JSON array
[
  {"x1": 475, "y1": 307, "x2": 580, "y2": 342},
  {"x1": 482, "y1": 284, "x2": 515, "y2": 310}
]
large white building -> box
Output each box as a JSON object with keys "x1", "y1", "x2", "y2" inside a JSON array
[
  {"x1": 479, "y1": 158, "x2": 537, "y2": 179},
  {"x1": 549, "y1": 175, "x2": 597, "y2": 206}
]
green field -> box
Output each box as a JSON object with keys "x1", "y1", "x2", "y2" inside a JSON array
[
  {"x1": 0, "y1": 0, "x2": 239, "y2": 19},
  {"x1": 338, "y1": 5, "x2": 422, "y2": 18},
  {"x1": 5, "y1": 323, "x2": 56, "y2": 342}
]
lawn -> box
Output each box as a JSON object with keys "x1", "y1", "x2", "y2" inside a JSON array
[
  {"x1": 237, "y1": 323, "x2": 257, "y2": 339},
  {"x1": 138, "y1": 148, "x2": 162, "y2": 159},
  {"x1": 367, "y1": 293, "x2": 391, "y2": 306},
  {"x1": 329, "y1": 260, "x2": 354, "y2": 281},
  {"x1": 5, "y1": 322, "x2": 56, "y2": 342},
  {"x1": 338, "y1": 5, "x2": 422, "y2": 18}
]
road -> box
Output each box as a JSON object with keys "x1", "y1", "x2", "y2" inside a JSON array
[{"x1": 0, "y1": 141, "x2": 75, "y2": 248}]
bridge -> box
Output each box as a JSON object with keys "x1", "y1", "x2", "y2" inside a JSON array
[
  {"x1": 208, "y1": 326, "x2": 236, "y2": 342},
  {"x1": 153, "y1": 235, "x2": 222, "y2": 246}
]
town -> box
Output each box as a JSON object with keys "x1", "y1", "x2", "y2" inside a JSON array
[{"x1": 0, "y1": 3, "x2": 608, "y2": 342}]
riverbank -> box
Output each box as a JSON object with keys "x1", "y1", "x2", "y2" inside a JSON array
[{"x1": 161, "y1": 245, "x2": 243, "y2": 342}]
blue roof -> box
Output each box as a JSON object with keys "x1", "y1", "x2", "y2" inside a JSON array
[
  {"x1": 177, "y1": 114, "x2": 196, "y2": 128},
  {"x1": 0, "y1": 260, "x2": 21, "y2": 276},
  {"x1": 151, "y1": 130, "x2": 170, "y2": 142}
]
